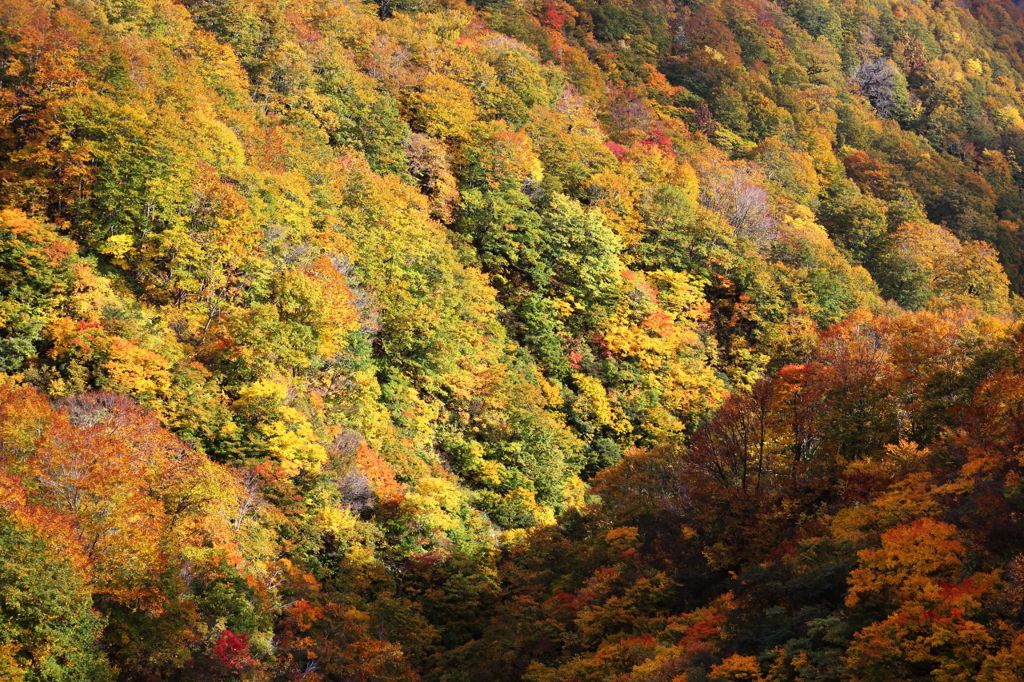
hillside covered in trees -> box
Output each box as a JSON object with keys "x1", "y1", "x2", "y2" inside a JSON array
[{"x1": 4, "y1": 0, "x2": 1024, "y2": 678}]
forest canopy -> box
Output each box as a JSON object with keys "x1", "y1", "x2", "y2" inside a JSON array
[{"x1": 3, "y1": 0, "x2": 1024, "y2": 679}]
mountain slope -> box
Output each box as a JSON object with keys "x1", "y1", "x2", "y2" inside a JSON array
[{"x1": 1, "y1": 0, "x2": 1024, "y2": 678}]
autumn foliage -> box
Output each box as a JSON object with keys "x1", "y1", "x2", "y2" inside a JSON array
[{"x1": 2, "y1": 0, "x2": 1024, "y2": 678}]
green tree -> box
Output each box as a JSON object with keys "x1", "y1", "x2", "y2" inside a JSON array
[{"x1": 0, "y1": 513, "x2": 112, "y2": 682}]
